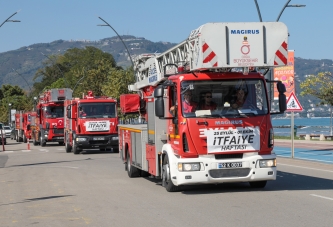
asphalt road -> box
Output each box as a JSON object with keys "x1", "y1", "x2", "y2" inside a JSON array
[{"x1": 0, "y1": 139, "x2": 332, "y2": 227}]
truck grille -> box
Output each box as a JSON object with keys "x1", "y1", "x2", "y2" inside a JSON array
[
  {"x1": 215, "y1": 154, "x2": 243, "y2": 160},
  {"x1": 209, "y1": 168, "x2": 250, "y2": 178},
  {"x1": 53, "y1": 129, "x2": 64, "y2": 135}
]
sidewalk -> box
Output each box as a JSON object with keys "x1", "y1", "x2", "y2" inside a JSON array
[{"x1": 275, "y1": 138, "x2": 333, "y2": 145}]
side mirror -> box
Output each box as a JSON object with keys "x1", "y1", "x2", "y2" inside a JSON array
[
  {"x1": 270, "y1": 81, "x2": 287, "y2": 115},
  {"x1": 27, "y1": 125, "x2": 31, "y2": 131},
  {"x1": 154, "y1": 86, "x2": 164, "y2": 98},
  {"x1": 155, "y1": 98, "x2": 165, "y2": 117}
]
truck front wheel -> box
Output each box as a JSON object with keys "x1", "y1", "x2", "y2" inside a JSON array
[
  {"x1": 72, "y1": 139, "x2": 80, "y2": 155},
  {"x1": 23, "y1": 134, "x2": 27, "y2": 143},
  {"x1": 33, "y1": 136, "x2": 38, "y2": 146},
  {"x1": 65, "y1": 135, "x2": 72, "y2": 153},
  {"x1": 162, "y1": 155, "x2": 181, "y2": 192},
  {"x1": 40, "y1": 134, "x2": 46, "y2": 147}
]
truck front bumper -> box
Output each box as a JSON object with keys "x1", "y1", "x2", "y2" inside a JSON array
[
  {"x1": 75, "y1": 134, "x2": 118, "y2": 149},
  {"x1": 169, "y1": 153, "x2": 277, "y2": 186}
]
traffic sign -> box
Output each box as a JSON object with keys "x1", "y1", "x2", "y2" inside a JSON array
[{"x1": 286, "y1": 92, "x2": 303, "y2": 111}]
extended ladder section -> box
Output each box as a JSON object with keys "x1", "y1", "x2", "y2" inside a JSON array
[
  {"x1": 130, "y1": 22, "x2": 288, "y2": 91},
  {"x1": 39, "y1": 88, "x2": 73, "y2": 103}
]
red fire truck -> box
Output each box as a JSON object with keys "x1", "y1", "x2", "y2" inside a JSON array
[
  {"x1": 64, "y1": 91, "x2": 119, "y2": 154},
  {"x1": 118, "y1": 22, "x2": 288, "y2": 192},
  {"x1": 31, "y1": 88, "x2": 72, "y2": 146},
  {"x1": 14, "y1": 111, "x2": 37, "y2": 143}
]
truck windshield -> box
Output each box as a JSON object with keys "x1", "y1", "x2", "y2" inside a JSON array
[
  {"x1": 180, "y1": 79, "x2": 268, "y2": 118},
  {"x1": 79, "y1": 103, "x2": 116, "y2": 118},
  {"x1": 44, "y1": 106, "x2": 64, "y2": 118}
]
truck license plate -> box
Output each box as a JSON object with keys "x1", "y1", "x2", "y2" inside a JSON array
[
  {"x1": 218, "y1": 162, "x2": 242, "y2": 168},
  {"x1": 93, "y1": 137, "x2": 104, "y2": 140}
]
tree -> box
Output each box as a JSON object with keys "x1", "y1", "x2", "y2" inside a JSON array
[
  {"x1": 300, "y1": 71, "x2": 333, "y2": 134},
  {"x1": 102, "y1": 66, "x2": 135, "y2": 99},
  {"x1": 300, "y1": 72, "x2": 333, "y2": 105},
  {"x1": 0, "y1": 85, "x2": 32, "y2": 124},
  {"x1": 32, "y1": 46, "x2": 121, "y2": 97}
]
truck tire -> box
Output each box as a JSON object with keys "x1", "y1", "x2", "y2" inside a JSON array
[
  {"x1": 249, "y1": 181, "x2": 267, "y2": 188},
  {"x1": 33, "y1": 137, "x2": 38, "y2": 146},
  {"x1": 126, "y1": 154, "x2": 140, "y2": 178},
  {"x1": 65, "y1": 135, "x2": 72, "y2": 153},
  {"x1": 162, "y1": 155, "x2": 181, "y2": 192},
  {"x1": 40, "y1": 134, "x2": 46, "y2": 147},
  {"x1": 23, "y1": 134, "x2": 27, "y2": 143},
  {"x1": 72, "y1": 139, "x2": 80, "y2": 155}
]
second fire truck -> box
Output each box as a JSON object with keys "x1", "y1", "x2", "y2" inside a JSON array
[{"x1": 64, "y1": 91, "x2": 119, "y2": 154}]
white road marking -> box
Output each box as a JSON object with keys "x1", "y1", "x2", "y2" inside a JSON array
[
  {"x1": 22, "y1": 150, "x2": 31, "y2": 152},
  {"x1": 31, "y1": 166, "x2": 79, "y2": 169},
  {"x1": 3, "y1": 151, "x2": 13, "y2": 153},
  {"x1": 279, "y1": 163, "x2": 333, "y2": 173},
  {"x1": 310, "y1": 194, "x2": 333, "y2": 201}
]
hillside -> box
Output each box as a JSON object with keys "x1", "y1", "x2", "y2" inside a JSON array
[
  {"x1": 0, "y1": 35, "x2": 176, "y2": 91},
  {"x1": 0, "y1": 36, "x2": 333, "y2": 117}
]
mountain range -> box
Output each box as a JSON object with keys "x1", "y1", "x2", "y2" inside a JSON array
[{"x1": 0, "y1": 35, "x2": 333, "y2": 117}]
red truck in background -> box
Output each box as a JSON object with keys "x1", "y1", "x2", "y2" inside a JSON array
[
  {"x1": 64, "y1": 91, "x2": 119, "y2": 154},
  {"x1": 31, "y1": 88, "x2": 73, "y2": 147},
  {"x1": 14, "y1": 111, "x2": 37, "y2": 143}
]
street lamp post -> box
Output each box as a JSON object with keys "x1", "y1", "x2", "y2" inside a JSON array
[
  {"x1": 41, "y1": 52, "x2": 69, "y2": 88},
  {"x1": 97, "y1": 17, "x2": 134, "y2": 68},
  {"x1": 8, "y1": 103, "x2": 12, "y2": 127},
  {"x1": 33, "y1": 97, "x2": 37, "y2": 111},
  {"x1": 0, "y1": 11, "x2": 20, "y2": 28},
  {"x1": 276, "y1": 0, "x2": 306, "y2": 22},
  {"x1": 73, "y1": 76, "x2": 85, "y2": 93}
]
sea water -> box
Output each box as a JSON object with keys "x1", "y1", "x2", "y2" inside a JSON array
[{"x1": 272, "y1": 117, "x2": 333, "y2": 137}]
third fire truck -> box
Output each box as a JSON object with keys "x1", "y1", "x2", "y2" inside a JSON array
[
  {"x1": 32, "y1": 88, "x2": 73, "y2": 146},
  {"x1": 64, "y1": 91, "x2": 119, "y2": 154},
  {"x1": 14, "y1": 111, "x2": 36, "y2": 143},
  {"x1": 118, "y1": 22, "x2": 288, "y2": 192}
]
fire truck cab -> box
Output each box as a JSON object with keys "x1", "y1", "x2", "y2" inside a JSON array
[
  {"x1": 32, "y1": 88, "x2": 72, "y2": 146},
  {"x1": 64, "y1": 91, "x2": 119, "y2": 154}
]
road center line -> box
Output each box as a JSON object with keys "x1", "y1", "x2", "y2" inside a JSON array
[
  {"x1": 310, "y1": 194, "x2": 333, "y2": 201},
  {"x1": 279, "y1": 163, "x2": 333, "y2": 173}
]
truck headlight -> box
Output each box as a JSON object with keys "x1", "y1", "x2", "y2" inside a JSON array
[
  {"x1": 44, "y1": 130, "x2": 48, "y2": 134},
  {"x1": 178, "y1": 163, "x2": 201, "y2": 171},
  {"x1": 259, "y1": 159, "x2": 276, "y2": 168},
  {"x1": 76, "y1": 138, "x2": 87, "y2": 142}
]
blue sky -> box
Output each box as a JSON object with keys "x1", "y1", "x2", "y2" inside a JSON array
[{"x1": 0, "y1": 0, "x2": 331, "y2": 60}]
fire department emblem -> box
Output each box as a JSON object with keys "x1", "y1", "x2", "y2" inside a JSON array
[{"x1": 241, "y1": 36, "x2": 250, "y2": 55}]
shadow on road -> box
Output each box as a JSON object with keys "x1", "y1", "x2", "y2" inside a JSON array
[
  {"x1": 0, "y1": 195, "x2": 74, "y2": 206},
  {"x1": 5, "y1": 158, "x2": 94, "y2": 168},
  {"x1": 142, "y1": 170, "x2": 333, "y2": 194}
]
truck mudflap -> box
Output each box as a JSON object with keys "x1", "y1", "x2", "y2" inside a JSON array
[
  {"x1": 166, "y1": 148, "x2": 276, "y2": 186},
  {"x1": 75, "y1": 134, "x2": 119, "y2": 149}
]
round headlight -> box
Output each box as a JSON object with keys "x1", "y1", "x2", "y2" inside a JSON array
[
  {"x1": 183, "y1": 164, "x2": 192, "y2": 171},
  {"x1": 267, "y1": 160, "x2": 274, "y2": 167}
]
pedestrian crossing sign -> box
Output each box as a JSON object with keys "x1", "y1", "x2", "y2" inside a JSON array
[{"x1": 286, "y1": 92, "x2": 303, "y2": 111}]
